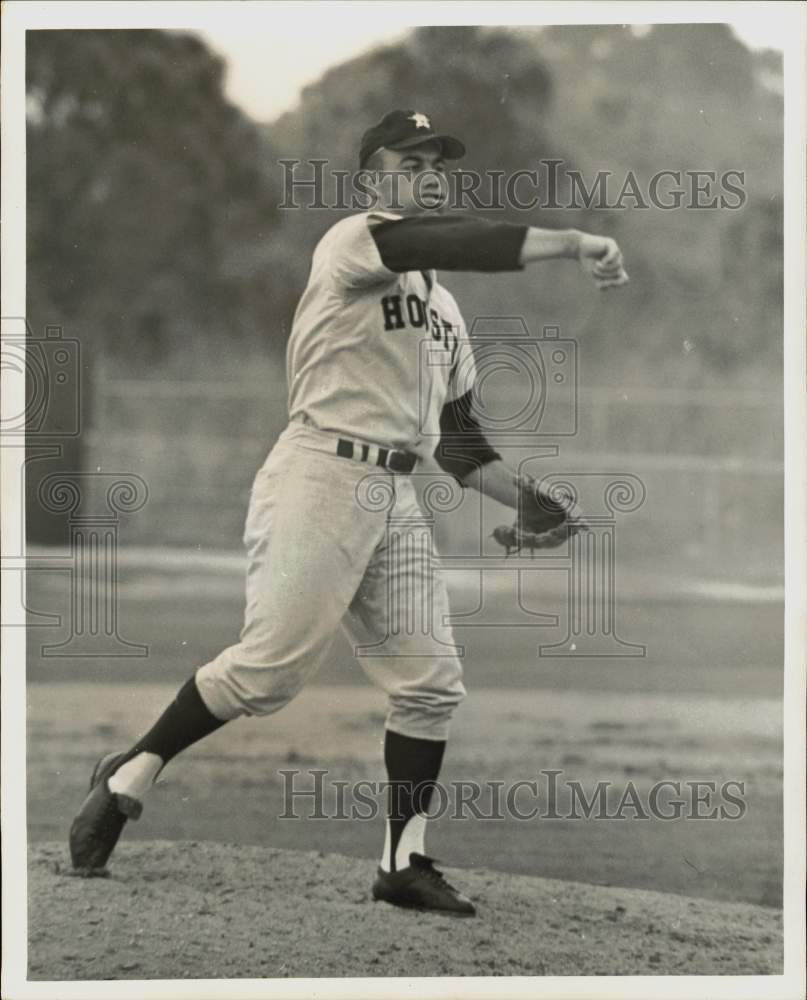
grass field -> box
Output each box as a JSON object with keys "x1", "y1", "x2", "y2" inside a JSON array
[
  {"x1": 24, "y1": 547, "x2": 784, "y2": 697},
  {"x1": 25, "y1": 549, "x2": 783, "y2": 914}
]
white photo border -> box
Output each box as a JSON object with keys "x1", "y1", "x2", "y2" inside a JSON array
[{"x1": 2, "y1": 3, "x2": 804, "y2": 999}]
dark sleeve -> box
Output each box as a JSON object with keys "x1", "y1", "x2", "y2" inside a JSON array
[
  {"x1": 370, "y1": 214, "x2": 528, "y2": 273},
  {"x1": 435, "y1": 390, "x2": 501, "y2": 482}
]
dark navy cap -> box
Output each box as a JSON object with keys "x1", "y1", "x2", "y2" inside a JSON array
[{"x1": 359, "y1": 109, "x2": 466, "y2": 168}]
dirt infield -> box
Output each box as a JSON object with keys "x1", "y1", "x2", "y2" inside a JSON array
[{"x1": 29, "y1": 841, "x2": 782, "y2": 980}]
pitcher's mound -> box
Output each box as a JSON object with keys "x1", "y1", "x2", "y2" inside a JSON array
[{"x1": 29, "y1": 841, "x2": 782, "y2": 980}]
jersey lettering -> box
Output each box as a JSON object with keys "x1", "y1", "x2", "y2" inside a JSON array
[
  {"x1": 406, "y1": 294, "x2": 426, "y2": 328},
  {"x1": 381, "y1": 295, "x2": 406, "y2": 330},
  {"x1": 381, "y1": 294, "x2": 456, "y2": 354},
  {"x1": 287, "y1": 213, "x2": 475, "y2": 451}
]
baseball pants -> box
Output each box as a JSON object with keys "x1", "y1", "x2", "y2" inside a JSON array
[{"x1": 195, "y1": 421, "x2": 466, "y2": 740}]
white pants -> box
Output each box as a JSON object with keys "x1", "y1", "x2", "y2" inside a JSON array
[{"x1": 195, "y1": 422, "x2": 466, "y2": 741}]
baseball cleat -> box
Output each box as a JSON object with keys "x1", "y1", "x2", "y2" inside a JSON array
[
  {"x1": 69, "y1": 751, "x2": 142, "y2": 871},
  {"x1": 372, "y1": 853, "x2": 476, "y2": 916}
]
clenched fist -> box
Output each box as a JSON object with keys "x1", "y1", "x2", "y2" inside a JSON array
[
  {"x1": 577, "y1": 233, "x2": 629, "y2": 290},
  {"x1": 518, "y1": 226, "x2": 629, "y2": 290}
]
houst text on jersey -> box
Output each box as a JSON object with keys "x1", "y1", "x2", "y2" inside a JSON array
[{"x1": 381, "y1": 293, "x2": 460, "y2": 361}]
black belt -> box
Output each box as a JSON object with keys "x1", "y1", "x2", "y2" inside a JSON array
[{"x1": 336, "y1": 438, "x2": 417, "y2": 473}]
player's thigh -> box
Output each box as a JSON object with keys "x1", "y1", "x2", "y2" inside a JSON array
[
  {"x1": 240, "y1": 443, "x2": 386, "y2": 661},
  {"x1": 341, "y1": 498, "x2": 465, "y2": 700}
]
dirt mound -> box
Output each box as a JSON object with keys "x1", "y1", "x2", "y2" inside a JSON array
[{"x1": 28, "y1": 841, "x2": 782, "y2": 980}]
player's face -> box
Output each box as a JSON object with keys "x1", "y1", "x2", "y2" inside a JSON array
[{"x1": 372, "y1": 143, "x2": 449, "y2": 214}]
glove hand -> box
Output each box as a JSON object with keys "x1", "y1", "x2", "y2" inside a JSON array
[{"x1": 492, "y1": 476, "x2": 587, "y2": 554}]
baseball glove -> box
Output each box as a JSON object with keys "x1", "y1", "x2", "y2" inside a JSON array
[{"x1": 492, "y1": 476, "x2": 586, "y2": 554}]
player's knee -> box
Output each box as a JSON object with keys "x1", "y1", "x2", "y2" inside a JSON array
[
  {"x1": 198, "y1": 646, "x2": 314, "y2": 719},
  {"x1": 386, "y1": 675, "x2": 467, "y2": 740}
]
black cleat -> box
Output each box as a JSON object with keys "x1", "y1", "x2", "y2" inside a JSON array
[
  {"x1": 69, "y1": 751, "x2": 142, "y2": 871},
  {"x1": 372, "y1": 853, "x2": 476, "y2": 916}
]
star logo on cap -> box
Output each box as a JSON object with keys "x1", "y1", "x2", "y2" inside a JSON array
[{"x1": 409, "y1": 112, "x2": 431, "y2": 129}]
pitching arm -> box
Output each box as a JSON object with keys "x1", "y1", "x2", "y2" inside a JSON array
[
  {"x1": 371, "y1": 214, "x2": 528, "y2": 272},
  {"x1": 371, "y1": 215, "x2": 628, "y2": 287}
]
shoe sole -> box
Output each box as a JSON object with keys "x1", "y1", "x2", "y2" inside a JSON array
[
  {"x1": 373, "y1": 897, "x2": 476, "y2": 917},
  {"x1": 372, "y1": 889, "x2": 476, "y2": 917}
]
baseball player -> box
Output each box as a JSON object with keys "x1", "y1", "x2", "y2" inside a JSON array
[{"x1": 70, "y1": 110, "x2": 627, "y2": 915}]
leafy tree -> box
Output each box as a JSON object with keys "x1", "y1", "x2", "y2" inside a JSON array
[{"x1": 27, "y1": 30, "x2": 281, "y2": 370}]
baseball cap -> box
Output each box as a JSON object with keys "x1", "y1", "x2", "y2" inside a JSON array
[{"x1": 359, "y1": 109, "x2": 466, "y2": 168}]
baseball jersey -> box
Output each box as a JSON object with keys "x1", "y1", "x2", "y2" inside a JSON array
[{"x1": 286, "y1": 210, "x2": 527, "y2": 459}]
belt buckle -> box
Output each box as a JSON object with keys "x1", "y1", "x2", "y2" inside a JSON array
[{"x1": 387, "y1": 449, "x2": 414, "y2": 473}]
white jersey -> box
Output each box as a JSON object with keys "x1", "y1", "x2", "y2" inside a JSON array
[{"x1": 286, "y1": 211, "x2": 476, "y2": 458}]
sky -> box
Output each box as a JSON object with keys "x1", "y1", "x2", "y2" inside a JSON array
[{"x1": 198, "y1": 17, "x2": 786, "y2": 123}]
